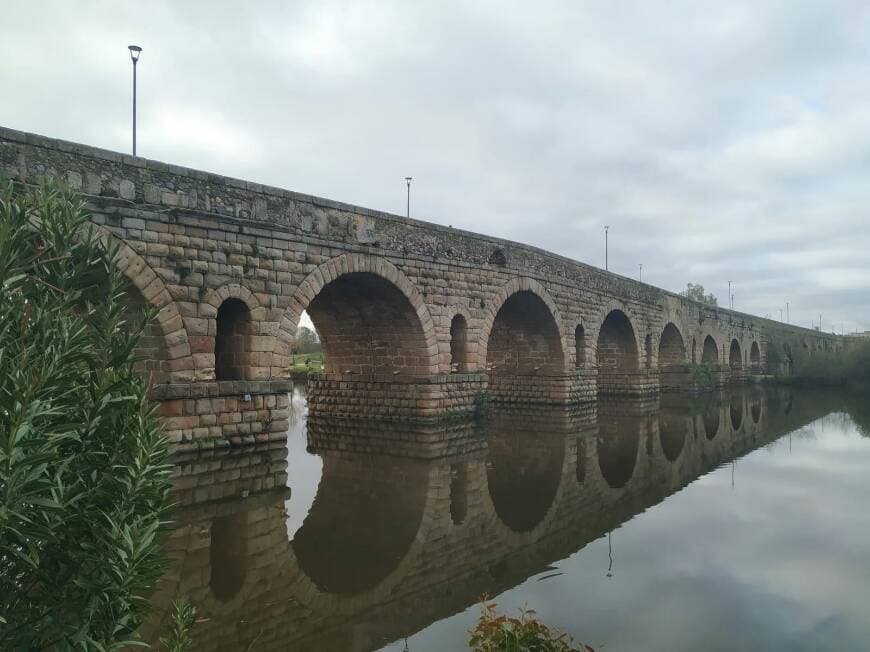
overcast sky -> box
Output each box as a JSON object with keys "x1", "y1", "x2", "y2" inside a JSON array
[{"x1": 3, "y1": 1, "x2": 869, "y2": 332}]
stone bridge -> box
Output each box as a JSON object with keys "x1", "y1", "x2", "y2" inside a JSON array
[
  {"x1": 140, "y1": 387, "x2": 842, "y2": 651},
  {"x1": 0, "y1": 127, "x2": 844, "y2": 446}
]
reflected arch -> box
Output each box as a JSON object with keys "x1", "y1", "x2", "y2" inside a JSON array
[
  {"x1": 703, "y1": 402, "x2": 720, "y2": 440},
  {"x1": 486, "y1": 422, "x2": 565, "y2": 533},
  {"x1": 597, "y1": 416, "x2": 641, "y2": 489},
  {"x1": 730, "y1": 397, "x2": 743, "y2": 430},
  {"x1": 291, "y1": 454, "x2": 429, "y2": 595},
  {"x1": 659, "y1": 413, "x2": 687, "y2": 462}
]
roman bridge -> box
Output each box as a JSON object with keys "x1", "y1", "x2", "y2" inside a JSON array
[{"x1": 0, "y1": 127, "x2": 843, "y2": 447}]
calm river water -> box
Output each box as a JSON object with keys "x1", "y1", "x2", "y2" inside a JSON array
[{"x1": 147, "y1": 385, "x2": 870, "y2": 651}]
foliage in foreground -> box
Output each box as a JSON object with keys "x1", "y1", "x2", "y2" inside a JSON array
[
  {"x1": 158, "y1": 599, "x2": 198, "y2": 652},
  {"x1": 469, "y1": 601, "x2": 594, "y2": 652},
  {"x1": 0, "y1": 180, "x2": 173, "y2": 649}
]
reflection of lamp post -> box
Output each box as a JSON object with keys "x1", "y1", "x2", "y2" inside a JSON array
[
  {"x1": 606, "y1": 531, "x2": 614, "y2": 578},
  {"x1": 128, "y1": 45, "x2": 142, "y2": 156}
]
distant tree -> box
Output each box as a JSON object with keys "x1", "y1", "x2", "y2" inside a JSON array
[
  {"x1": 681, "y1": 283, "x2": 718, "y2": 306},
  {"x1": 0, "y1": 181, "x2": 172, "y2": 648},
  {"x1": 293, "y1": 325, "x2": 322, "y2": 354}
]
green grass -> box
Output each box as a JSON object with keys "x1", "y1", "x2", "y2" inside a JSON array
[{"x1": 289, "y1": 351, "x2": 323, "y2": 375}]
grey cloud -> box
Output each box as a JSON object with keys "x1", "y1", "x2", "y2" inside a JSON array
[{"x1": 2, "y1": 0, "x2": 868, "y2": 331}]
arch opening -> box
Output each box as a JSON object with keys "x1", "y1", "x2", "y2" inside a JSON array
[
  {"x1": 304, "y1": 272, "x2": 432, "y2": 376},
  {"x1": 702, "y1": 335, "x2": 719, "y2": 365},
  {"x1": 450, "y1": 314, "x2": 469, "y2": 372},
  {"x1": 750, "y1": 341, "x2": 761, "y2": 366},
  {"x1": 596, "y1": 310, "x2": 639, "y2": 380},
  {"x1": 215, "y1": 298, "x2": 252, "y2": 381},
  {"x1": 575, "y1": 324, "x2": 586, "y2": 369},
  {"x1": 486, "y1": 291, "x2": 564, "y2": 375},
  {"x1": 729, "y1": 339, "x2": 742, "y2": 369},
  {"x1": 659, "y1": 323, "x2": 687, "y2": 367}
]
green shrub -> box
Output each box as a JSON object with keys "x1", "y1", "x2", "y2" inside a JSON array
[
  {"x1": 469, "y1": 601, "x2": 594, "y2": 651},
  {"x1": 0, "y1": 180, "x2": 173, "y2": 648}
]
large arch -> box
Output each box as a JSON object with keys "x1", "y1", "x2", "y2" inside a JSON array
[
  {"x1": 701, "y1": 335, "x2": 719, "y2": 365},
  {"x1": 595, "y1": 309, "x2": 640, "y2": 390},
  {"x1": 278, "y1": 254, "x2": 439, "y2": 376},
  {"x1": 750, "y1": 341, "x2": 761, "y2": 367},
  {"x1": 729, "y1": 339, "x2": 742, "y2": 369},
  {"x1": 478, "y1": 278, "x2": 567, "y2": 373},
  {"x1": 658, "y1": 322, "x2": 687, "y2": 367}
]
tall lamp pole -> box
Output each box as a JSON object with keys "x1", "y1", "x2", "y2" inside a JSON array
[
  {"x1": 638, "y1": 263, "x2": 642, "y2": 283},
  {"x1": 604, "y1": 225, "x2": 610, "y2": 271},
  {"x1": 404, "y1": 176, "x2": 412, "y2": 217},
  {"x1": 786, "y1": 301, "x2": 790, "y2": 324},
  {"x1": 727, "y1": 280, "x2": 731, "y2": 309},
  {"x1": 128, "y1": 45, "x2": 142, "y2": 156}
]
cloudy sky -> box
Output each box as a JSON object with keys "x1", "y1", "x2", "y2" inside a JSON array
[{"x1": 3, "y1": 1, "x2": 869, "y2": 332}]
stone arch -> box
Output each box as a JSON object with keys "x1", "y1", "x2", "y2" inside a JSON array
[
  {"x1": 574, "y1": 323, "x2": 586, "y2": 369},
  {"x1": 202, "y1": 284, "x2": 269, "y2": 382},
  {"x1": 449, "y1": 313, "x2": 470, "y2": 372},
  {"x1": 593, "y1": 307, "x2": 641, "y2": 396},
  {"x1": 729, "y1": 339, "x2": 742, "y2": 369},
  {"x1": 750, "y1": 341, "x2": 761, "y2": 366},
  {"x1": 278, "y1": 254, "x2": 439, "y2": 375},
  {"x1": 478, "y1": 277, "x2": 568, "y2": 373},
  {"x1": 98, "y1": 227, "x2": 192, "y2": 383},
  {"x1": 658, "y1": 323, "x2": 687, "y2": 367},
  {"x1": 701, "y1": 334, "x2": 719, "y2": 365}
]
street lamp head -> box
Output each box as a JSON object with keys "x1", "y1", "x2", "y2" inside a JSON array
[
  {"x1": 405, "y1": 176, "x2": 412, "y2": 184},
  {"x1": 128, "y1": 45, "x2": 142, "y2": 63}
]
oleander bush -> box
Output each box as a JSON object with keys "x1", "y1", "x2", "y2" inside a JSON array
[
  {"x1": 0, "y1": 180, "x2": 173, "y2": 649},
  {"x1": 469, "y1": 601, "x2": 594, "y2": 652}
]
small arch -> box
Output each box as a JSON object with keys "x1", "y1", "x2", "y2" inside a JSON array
[
  {"x1": 449, "y1": 314, "x2": 469, "y2": 372},
  {"x1": 750, "y1": 341, "x2": 761, "y2": 366},
  {"x1": 488, "y1": 249, "x2": 507, "y2": 266},
  {"x1": 750, "y1": 399, "x2": 761, "y2": 424},
  {"x1": 702, "y1": 335, "x2": 719, "y2": 365},
  {"x1": 659, "y1": 323, "x2": 686, "y2": 367},
  {"x1": 574, "y1": 324, "x2": 586, "y2": 369},
  {"x1": 215, "y1": 298, "x2": 252, "y2": 381},
  {"x1": 449, "y1": 463, "x2": 468, "y2": 524},
  {"x1": 729, "y1": 339, "x2": 742, "y2": 369}
]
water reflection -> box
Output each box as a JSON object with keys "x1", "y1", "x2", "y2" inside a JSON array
[{"x1": 145, "y1": 386, "x2": 867, "y2": 651}]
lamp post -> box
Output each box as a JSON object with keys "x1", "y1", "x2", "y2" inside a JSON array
[
  {"x1": 604, "y1": 225, "x2": 609, "y2": 271},
  {"x1": 786, "y1": 301, "x2": 790, "y2": 324},
  {"x1": 128, "y1": 45, "x2": 142, "y2": 156},
  {"x1": 404, "y1": 176, "x2": 412, "y2": 217},
  {"x1": 638, "y1": 263, "x2": 642, "y2": 283},
  {"x1": 779, "y1": 308, "x2": 783, "y2": 321},
  {"x1": 728, "y1": 280, "x2": 731, "y2": 309}
]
